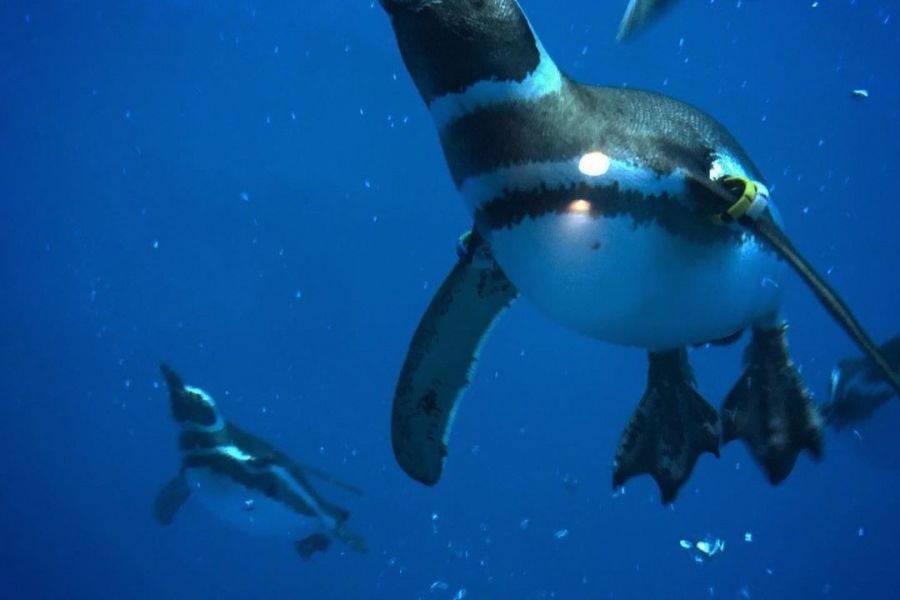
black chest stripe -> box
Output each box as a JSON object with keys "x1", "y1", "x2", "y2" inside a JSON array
[{"x1": 477, "y1": 181, "x2": 740, "y2": 245}]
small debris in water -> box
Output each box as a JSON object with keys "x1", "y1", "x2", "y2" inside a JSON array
[{"x1": 679, "y1": 536, "x2": 725, "y2": 563}]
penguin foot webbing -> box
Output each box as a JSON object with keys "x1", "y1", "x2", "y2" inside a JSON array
[
  {"x1": 721, "y1": 325, "x2": 824, "y2": 483},
  {"x1": 613, "y1": 349, "x2": 720, "y2": 503}
]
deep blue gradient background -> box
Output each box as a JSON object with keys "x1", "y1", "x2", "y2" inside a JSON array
[{"x1": 2, "y1": 1, "x2": 899, "y2": 598}]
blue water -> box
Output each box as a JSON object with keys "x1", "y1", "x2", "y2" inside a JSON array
[{"x1": 2, "y1": 1, "x2": 899, "y2": 598}]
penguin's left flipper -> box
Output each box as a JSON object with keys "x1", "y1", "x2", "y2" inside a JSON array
[
  {"x1": 721, "y1": 324, "x2": 824, "y2": 484},
  {"x1": 617, "y1": 0, "x2": 679, "y2": 41},
  {"x1": 294, "y1": 533, "x2": 331, "y2": 561},
  {"x1": 392, "y1": 230, "x2": 518, "y2": 486},
  {"x1": 613, "y1": 349, "x2": 720, "y2": 504},
  {"x1": 153, "y1": 471, "x2": 191, "y2": 525}
]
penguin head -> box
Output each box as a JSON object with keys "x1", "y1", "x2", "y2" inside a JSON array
[
  {"x1": 381, "y1": 0, "x2": 541, "y2": 104},
  {"x1": 160, "y1": 363, "x2": 223, "y2": 431}
]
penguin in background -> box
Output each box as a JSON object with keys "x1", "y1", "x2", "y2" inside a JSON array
[
  {"x1": 153, "y1": 364, "x2": 367, "y2": 561},
  {"x1": 617, "y1": 0, "x2": 679, "y2": 41},
  {"x1": 825, "y1": 338, "x2": 900, "y2": 431}
]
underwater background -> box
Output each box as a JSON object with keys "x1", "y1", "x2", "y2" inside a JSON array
[{"x1": 2, "y1": 0, "x2": 899, "y2": 598}]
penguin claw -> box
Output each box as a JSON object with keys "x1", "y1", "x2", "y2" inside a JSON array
[
  {"x1": 613, "y1": 349, "x2": 720, "y2": 504},
  {"x1": 721, "y1": 324, "x2": 824, "y2": 484}
]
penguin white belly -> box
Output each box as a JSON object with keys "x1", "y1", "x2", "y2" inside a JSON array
[
  {"x1": 487, "y1": 212, "x2": 786, "y2": 350},
  {"x1": 186, "y1": 468, "x2": 318, "y2": 539}
]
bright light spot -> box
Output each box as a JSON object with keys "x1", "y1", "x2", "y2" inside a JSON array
[
  {"x1": 568, "y1": 199, "x2": 591, "y2": 213},
  {"x1": 578, "y1": 151, "x2": 611, "y2": 176}
]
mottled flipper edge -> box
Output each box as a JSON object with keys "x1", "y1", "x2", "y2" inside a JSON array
[{"x1": 391, "y1": 233, "x2": 517, "y2": 485}]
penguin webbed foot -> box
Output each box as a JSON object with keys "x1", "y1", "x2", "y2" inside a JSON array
[
  {"x1": 721, "y1": 324, "x2": 824, "y2": 484},
  {"x1": 294, "y1": 533, "x2": 331, "y2": 561},
  {"x1": 613, "y1": 349, "x2": 720, "y2": 504}
]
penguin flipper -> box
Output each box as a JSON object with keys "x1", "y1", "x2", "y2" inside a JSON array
[
  {"x1": 294, "y1": 533, "x2": 330, "y2": 561},
  {"x1": 392, "y1": 231, "x2": 517, "y2": 485},
  {"x1": 613, "y1": 349, "x2": 720, "y2": 503},
  {"x1": 721, "y1": 325, "x2": 824, "y2": 484},
  {"x1": 617, "y1": 0, "x2": 679, "y2": 41},
  {"x1": 153, "y1": 472, "x2": 191, "y2": 525}
]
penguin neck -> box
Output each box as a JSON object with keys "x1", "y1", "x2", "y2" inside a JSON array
[{"x1": 424, "y1": 28, "x2": 564, "y2": 131}]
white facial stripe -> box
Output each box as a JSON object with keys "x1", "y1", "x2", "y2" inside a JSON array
[
  {"x1": 429, "y1": 38, "x2": 562, "y2": 131},
  {"x1": 709, "y1": 150, "x2": 750, "y2": 181},
  {"x1": 270, "y1": 465, "x2": 338, "y2": 531},
  {"x1": 185, "y1": 385, "x2": 216, "y2": 407},
  {"x1": 460, "y1": 156, "x2": 687, "y2": 212},
  {"x1": 178, "y1": 384, "x2": 225, "y2": 432}
]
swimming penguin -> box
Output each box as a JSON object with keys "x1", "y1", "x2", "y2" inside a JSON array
[
  {"x1": 379, "y1": 0, "x2": 900, "y2": 502},
  {"x1": 617, "y1": 0, "x2": 679, "y2": 41},
  {"x1": 154, "y1": 364, "x2": 367, "y2": 560},
  {"x1": 823, "y1": 337, "x2": 900, "y2": 430}
]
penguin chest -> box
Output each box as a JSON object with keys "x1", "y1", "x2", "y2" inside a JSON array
[
  {"x1": 185, "y1": 468, "x2": 318, "y2": 539},
  {"x1": 488, "y1": 213, "x2": 785, "y2": 349},
  {"x1": 465, "y1": 162, "x2": 786, "y2": 350}
]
